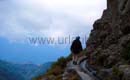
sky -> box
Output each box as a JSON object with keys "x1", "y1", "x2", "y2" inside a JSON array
[{"x1": 0, "y1": 0, "x2": 106, "y2": 64}]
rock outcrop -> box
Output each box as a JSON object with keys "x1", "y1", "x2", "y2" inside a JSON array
[{"x1": 86, "y1": 0, "x2": 130, "y2": 80}]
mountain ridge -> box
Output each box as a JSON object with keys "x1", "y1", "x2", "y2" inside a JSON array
[{"x1": 0, "y1": 60, "x2": 52, "y2": 80}]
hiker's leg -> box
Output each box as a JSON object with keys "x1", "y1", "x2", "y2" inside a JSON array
[
  {"x1": 75, "y1": 55, "x2": 78, "y2": 62},
  {"x1": 72, "y1": 54, "x2": 74, "y2": 61},
  {"x1": 73, "y1": 54, "x2": 77, "y2": 65},
  {"x1": 77, "y1": 54, "x2": 79, "y2": 64},
  {"x1": 72, "y1": 54, "x2": 76, "y2": 62},
  {"x1": 74, "y1": 54, "x2": 76, "y2": 62}
]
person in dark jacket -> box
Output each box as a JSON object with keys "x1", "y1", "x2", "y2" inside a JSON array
[{"x1": 71, "y1": 36, "x2": 83, "y2": 65}]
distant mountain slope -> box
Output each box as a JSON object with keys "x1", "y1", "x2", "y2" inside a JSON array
[
  {"x1": 0, "y1": 60, "x2": 25, "y2": 80},
  {"x1": 0, "y1": 60, "x2": 52, "y2": 80}
]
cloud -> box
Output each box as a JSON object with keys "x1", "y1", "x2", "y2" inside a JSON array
[{"x1": 0, "y1": 0, "x2": 107, "y2": 44}]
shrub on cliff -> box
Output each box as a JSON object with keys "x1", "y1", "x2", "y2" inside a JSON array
[{"x1": 121, "y1": 42, "x2": 130, "y2": 62}]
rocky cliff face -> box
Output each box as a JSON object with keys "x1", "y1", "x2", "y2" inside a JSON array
[{"x1": 86, "y1": 0, "x2": 130, "y2": 80}]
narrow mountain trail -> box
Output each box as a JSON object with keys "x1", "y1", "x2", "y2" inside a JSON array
[{"x1": 62, "y1": 56, "x2": 101, "y2": 80}]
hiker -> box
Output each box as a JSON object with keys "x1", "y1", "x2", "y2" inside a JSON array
[{"x1": 71, "y1": 36, "x2": 83, "y2": 65}]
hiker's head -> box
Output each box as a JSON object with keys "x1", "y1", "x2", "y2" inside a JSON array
[{"x1": 76, "y1": 36, "x2": 80, "y2": 40}]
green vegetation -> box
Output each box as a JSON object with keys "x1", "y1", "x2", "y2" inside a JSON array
[
  {"x1": 105, "y1": 66, "x2": 123, "y2": 80},
  {"x1": 33, "y1": 55, "x2": 72, "y2": 80},
  {"x1": 112, "y1": 66, "x2": 123, "y2": 78},
  {"x1": 121, "y1": 42, "x2": 130, "y2": 62},
  {"x1": 46, "y1": 56, "x2": 70, "y2": 76}
]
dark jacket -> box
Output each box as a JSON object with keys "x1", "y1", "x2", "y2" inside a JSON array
[{"x1": 71, "y1": 39, "x2": 83, "y2": 54}]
